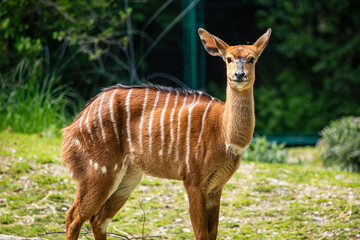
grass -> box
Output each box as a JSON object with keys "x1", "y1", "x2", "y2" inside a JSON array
[
  {"x1": 0, "y1": 130, "x2": 359, "y2": 239},
  {"x1": 0, "y1": 58, "x2": 81, "y2": 136}
]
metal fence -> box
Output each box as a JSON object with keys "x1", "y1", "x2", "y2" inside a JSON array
[{"x1": 143, "y1": 0, "x2": 264, "y2": 94}]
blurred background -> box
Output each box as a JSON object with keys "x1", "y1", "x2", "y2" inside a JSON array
[{"x1": 0, "y1": 0, "x2": 359, "y2": 144}]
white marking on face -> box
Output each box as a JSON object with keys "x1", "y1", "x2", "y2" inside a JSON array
[
  {"x1": 160, "y1": 92, "x2": 171, "y2": 156},
  {"x1": 89, "y1": 159, "x2": 93, "y2": 167},
  {"x1": 101, "y1": 166, "x2": 107, "y2": 174},
  {"x1": 175, "y1": 94, "x2": 188, "y2": 161},
  {"x1": 85, "y1": 102, "x2": 94, "y2": 142},
  {"x1": 185, "y1": 93, "x2": 202, "y2": 172},
  {"x1": 109, "y1": 89, "x2": 120, "y2": 143},
  {"x1": 139, "y1": 88, "x2": 149, "y2": 152},
  {"x1": 195, "y1": 98, "x2": 214, "y2": 160},
  {"x1": 114, "y1": 164, "x2": 118, "y2": 171},
  {"x1": 148, "y1": 91, "x2": 160, "y2": 153},
  {"x1": 168, "y1": 91, "x2": 179, "y2": 155},
  {"x1": 225, "y1": 143, "x2": 247, "y2": 156},
  {"x1": 231, "y1": 81, "x2": 247, "y2": 89},
  {"x1": 125, "y1": 89, "x2": 134, "y2": 153},
  {"x1": 94, "y1": 162, "x2": 98, "y2": 170},
  {"x1": 98, "y1": 93, "x2": 106, "y2": 142},
  {"x1": 100, "y1": 218, "x2": 111, "y2": 233}
]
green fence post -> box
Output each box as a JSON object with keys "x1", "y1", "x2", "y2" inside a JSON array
[
  {"x1": 182, "y1": 0, "x2": 197, "y2": 89},
  {"x1": 197, "y1": 0, "x2": 205, "y2": 90}
]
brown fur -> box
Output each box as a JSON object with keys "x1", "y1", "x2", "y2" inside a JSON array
[{"x1": 61, "y1": 28, "x2": 271, "y2": 240}]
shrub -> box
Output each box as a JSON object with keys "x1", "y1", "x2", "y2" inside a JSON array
[
  {"x1": 320, "y1": 117, "x2": 360, "y2": 172},
  {"x1": 243, "y1": 136, "x2": 288, "y2": 164}
]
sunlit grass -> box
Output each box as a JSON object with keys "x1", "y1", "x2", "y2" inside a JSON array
[{"x1": 0, "y1": 131, "x2": 359, "y2": 239}]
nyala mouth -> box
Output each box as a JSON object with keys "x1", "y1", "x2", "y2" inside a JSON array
[{"x1": 231, "y1": 78, "x2": 247, "y2": 83}]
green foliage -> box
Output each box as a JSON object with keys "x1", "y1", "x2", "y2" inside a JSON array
[
  {"x1": 243, "y1": 136, "x2": 288, "y2": 163},
  {"x1": 0, "y1": 0, "x2": 126, "y2": 63},
  {"x1": 320, "y1": 116, "x2": 360, "y2": 172},
  {"x1": 253, "y1": 0, "x2": 360, "y2": 133},
  {"x1": 0, "y1": 58, "x2": 79, "y2": 135},
  {"x1": 0, "y1": 0, "x2": 57, "y2": 66},
  {"x1": 0, "y1": 0, "x2": 185, "y2": 101},
  {"x1": 0, "y1": 0, "x2": 133, "y2": 97},
  {"x1": 51, "y1": 0, "x2": 131, "y2": 60}
]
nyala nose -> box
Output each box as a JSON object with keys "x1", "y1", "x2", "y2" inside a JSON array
[{"x1": 235, "y1": 72, "x2": 245, "y2": 79}]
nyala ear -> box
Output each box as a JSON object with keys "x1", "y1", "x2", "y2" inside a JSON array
[
  {"x1": 253, "y1": 28, "x2": 272, "y2": 56},
  {"x1": 198, "y1": 28, "x2": 229, "y2": 58}
]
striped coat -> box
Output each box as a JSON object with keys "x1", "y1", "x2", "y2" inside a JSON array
[{"x1": 61, "y1": 84, "x2": 232, "y2": 183}]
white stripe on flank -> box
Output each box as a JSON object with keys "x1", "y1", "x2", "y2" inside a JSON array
[
  {"x1": 195, "y1": 98, "x2": 214, "y2": 160},
  {"x1": 85, "y1": 102, "x2": 94, "y2": 141},
  {"x1": 98, "y1": 93, "x2": 106, "y2": 142},
  {"x1": 175, "y1": 94, "x2": 191, "y2": 162},
  {"x1": 139, "y1": 88, "x2": 149, "y2": 152},
  {"x1": 79, "y1": 109, "x2": 86, "y2": 142},
  {"x1": 125, "y1": 89, "x2": 134, "y2": 153},
  {"x1": 168, "y1": 91, "x2": 179, "y2": 155},
  {"x1": 160, "y1": 92, "x2": 171, "y2": 156},
  {"x1": 109, "y1": 89, "x2": 120, "y2": 143},
  {"x1": 93, "y1": 100, "x2": 98, "y2": 128},
  {"x1": 148, "y1": 91, "x2": 160, "y2": 153},
  {"x1": 185, "y1": 93, "x2": 202, "y2": 172}
]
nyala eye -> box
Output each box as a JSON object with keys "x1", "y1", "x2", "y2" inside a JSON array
[
  {"x1": 248, "y1": 57, "x2": 255, "y2": 64},
  {"x1": 226, "y1": 57, "x2": 232, "y2": 63}
]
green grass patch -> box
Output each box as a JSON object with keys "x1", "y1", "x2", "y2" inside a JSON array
[
  {"x1": 0, "y1": 213, "x2": 15, "y2": 224},
  {"x1": 7, "y1": 162, "x2": 33, "y2": 174}
]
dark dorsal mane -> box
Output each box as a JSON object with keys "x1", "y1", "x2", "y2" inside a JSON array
[
  {"x1": 75, "y1": 83, "x2": 222, "y2": 122},
  {"x1": 102, "y1": 83, "x2": 221, "y2": 103}
]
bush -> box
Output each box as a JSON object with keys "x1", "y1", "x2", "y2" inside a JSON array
[
  {"x1": 243, "y1": 136, "x2": 288, "y2": 164},
  {"x1": 320, "y1": 117, "x2": 360, "y2": 172}
]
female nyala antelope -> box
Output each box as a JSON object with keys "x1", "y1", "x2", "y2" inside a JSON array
[{"x1": 61, "y1": 28, "x2": 271, "y2": 240}]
